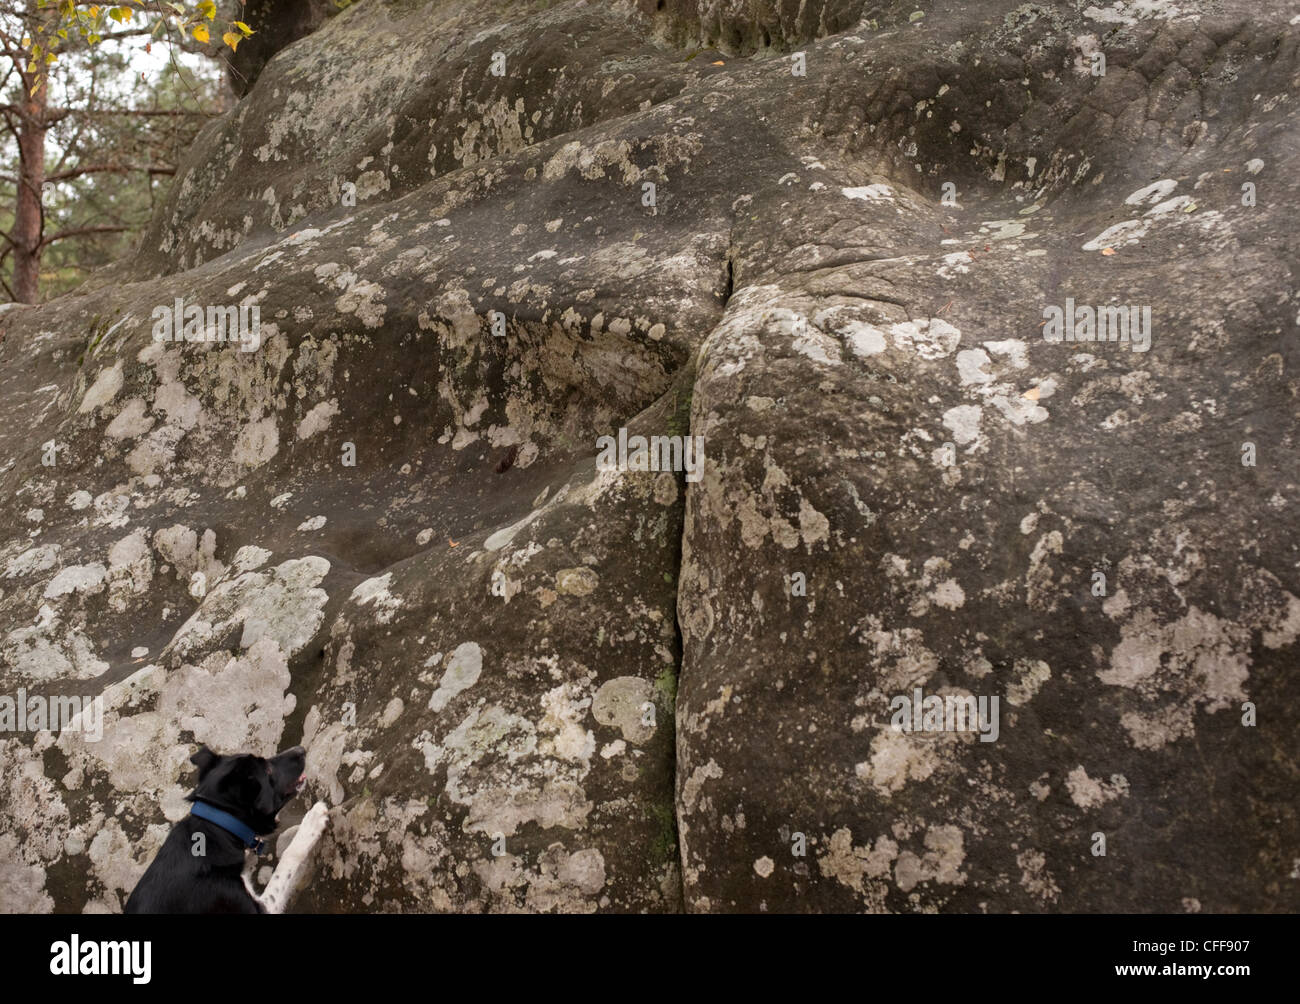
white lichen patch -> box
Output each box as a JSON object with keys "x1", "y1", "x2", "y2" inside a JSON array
[
  {"x1": 841, "y1": 184, "x2": 894, "y2": 202},
  {"x1": 296, "y1": 399, "x2": 340, "y2": 440},
  {"x1": 1064, "y1": 766, "x2": 1130, "y2": 808},
  {"x1": 591, "y1": 676, "x2": 655, "y2": 745},
  {"x1": 426, "y1": 703, "x2": 592, "y2": 838},
  {"x1": 231, "y1": 545, "x2": 272, "y2": 573},
  {"x1": 1124, "y1": 179, "x2": 1179, "y2": 205},
  {"x1": 858, "y1": 728, "x2": 941, "y2": 795},
  {"x1": 79, "y1": 361, "x2": 124, "y2": 414},
  {"x1": 349, "y1": 572, "x2": 400, "y2": 624},
  {"x1": 105, "y1": 399, "x2": 155, "y2": 440},
  {"x1": 1099, "y1": 606, "x2": 1250, "y2": 750},
  {"x1": 2, "y1": 607, "x2": 108, "y2": 681},
  {"x1": 1006, "y1": 658, "x2": 1051, "y2": 706},
  {"x1": 106, "y1": 530, "x2": 154, "y2": 610},
  {"x1": 1017, "y1": 848, "x2": 1060, "y2": 904},
  {"x1": 890, "y1": 318, "x2": 962, "y2": 360},
  {"x1": 169, "y1": 556, "x2": 330, "y2": 661},
  {"x1": 428, "y1": 642, "x2": 483, "y2": 713},
  {"x1": 1082, "y1": 218, "x2": 1150, "y2": 251},
  {"x1": 43, "y1": 564, "x2": 108, "y2": 599},
  {"x1": 555, "y1": 567, "x2": 599, "y2": 596},
  {"x1": 790, "y1": 318, "x2": 844, "y2": 365},
  {"x1": 1083, "y1": 1, "x2": 1199, "y2": 25},
  {"x1": 942, "y1": 404, "x2": 983, "y2": 449},
  {"x1": 817, "y1": 828, "x2": 893, "y2": 910},
  {"x1": 5, "y1": 544, "x2": 59, "y2": 578},
  {"x1": 232, "y1": 416, "x2": 280, "y2": 469},
  {"x1": 157, "y1": 636, "x2": 297, "y2": 756},
  {"x1": 893, "y1": 824, "x2": 967, "y2": 893}
]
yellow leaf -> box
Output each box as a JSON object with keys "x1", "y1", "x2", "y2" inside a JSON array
[
  {"x1": 222, "y1": 31, "x2": 241, "y2": 51},
  {"x1": 1100, "y1": 247, "x2": 1116, "y2": 256},
  {"x1": 197, "y1": 0, "x2": 216, "y2": 20},
  {"x1": 192, "y1": 24, "x2": 209, "y2": 42},
  {"x1": 233, "y1": 20, "x2": 253, "y2": 35}
]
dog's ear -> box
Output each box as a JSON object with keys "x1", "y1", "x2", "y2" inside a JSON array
[{"x1": 190, "y1": 745, "x2": 219, "y2": 778}]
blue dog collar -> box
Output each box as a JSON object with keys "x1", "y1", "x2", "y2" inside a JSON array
[{"x1": 191, "y1": 801, "x2": 266, "y2": 854}]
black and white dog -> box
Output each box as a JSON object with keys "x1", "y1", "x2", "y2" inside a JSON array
[{"x1": 125, "y1": 744, "x2": 327, "y2": 914}]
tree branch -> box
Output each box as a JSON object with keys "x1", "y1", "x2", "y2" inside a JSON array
[
  {"x1": 37, "y1": 224, "x2": 130, "y2": 249},
  {"x1": 45, "y1": 162, "x2": 175, "y2": 181},
  {"x1": 0, "y1": 103, "x2": 205, "y2": 117}
]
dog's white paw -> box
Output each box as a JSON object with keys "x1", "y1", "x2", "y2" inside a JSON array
[{"x1": 258, "y1": 801, "x2": 329, "y2": 914}]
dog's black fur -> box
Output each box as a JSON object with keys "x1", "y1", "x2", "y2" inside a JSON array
[{"x1": 124, "y1": 744, "x2": 307, "y2": 914}]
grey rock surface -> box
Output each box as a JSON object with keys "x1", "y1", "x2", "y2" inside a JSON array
[{"x1": 0, "y1": 0, "x2": 1296, "y2": 913}]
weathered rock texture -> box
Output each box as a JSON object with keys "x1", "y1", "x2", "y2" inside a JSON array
[{"x1": 1, "y1": 0, "x2": 1296, "y2": 913}]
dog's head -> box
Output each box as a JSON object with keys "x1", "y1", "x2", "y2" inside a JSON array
[{"x1": 187, "y1": 745, "x2": 307, "y2": 834}]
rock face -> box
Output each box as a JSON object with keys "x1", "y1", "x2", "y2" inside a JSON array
[{"x1": 1, "y1": 0, "x2": 1297, "y2": 913}]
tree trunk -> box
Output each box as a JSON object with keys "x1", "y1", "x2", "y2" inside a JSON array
[{"x1": 11, "y1": 80, "x2": 47, "y2": 304}]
